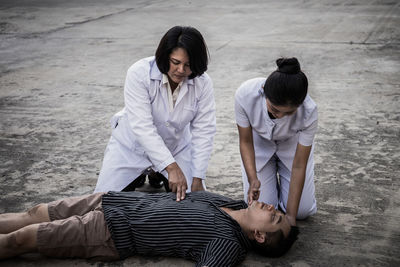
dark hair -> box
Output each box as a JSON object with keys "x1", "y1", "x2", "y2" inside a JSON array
[
  {"x1": 263, "y1": 57, "x2": 308, "y2": 106},
  {"x1": 155, "y1": 26, "x2": 209, "y2": 79},
  {"x1": 251, "y1": 226, "x2": 299, "y2": 257}
]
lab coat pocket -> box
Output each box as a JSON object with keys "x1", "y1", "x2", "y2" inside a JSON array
[
  {"x1": 111, "y1": 114, "x2": 135, "y2": 151},
  {"x1": 132, "y1": 141, "x2": 146, "y2": 156},
  {"x1": 110, "y1": 110, "x2": 124, "y2": 129},
  {"x1": 178, "y1": 105, "x2": 197, "y2": 129}
]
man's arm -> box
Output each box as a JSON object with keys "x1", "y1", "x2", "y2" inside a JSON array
[{"x1": 196, "y1": 239, "x2": 246, "y2": 267}]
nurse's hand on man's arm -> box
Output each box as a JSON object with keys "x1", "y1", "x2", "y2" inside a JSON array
[
  {"x1": 165, "y1": 162, "x2": 188, "y2": 201},
  {"x1": 247, "y1": 179, "x2": 261, "y2": 204}
]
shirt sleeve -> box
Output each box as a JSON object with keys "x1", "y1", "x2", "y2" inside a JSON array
[
  {"x1": 234, "y1": 89, "x2": 251, "y2": 128},
  {"x1": 124, "y1": 62, "x2": 175, "y2": 171},
  {"x1": 190, "y1": 74, "x2": 217, "y2": 179},
  {"x1": 196, "y1": 239, "x2": 246, "y2": 267},
  {"x1": 298, "y1": 106, "x2": 318, "y2": 146}
]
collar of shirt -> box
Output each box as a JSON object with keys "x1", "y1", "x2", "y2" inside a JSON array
[
  {"x1": 214, "y1": 201, "x2": 252, "y2": 250},
  {"x1": 163, "y1": 74, "x2": 183, "y2": 111}
]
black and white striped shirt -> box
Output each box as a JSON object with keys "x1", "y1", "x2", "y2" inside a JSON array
[{"x1": 102, "y1": 191, "x2": 252, "y2": 266}]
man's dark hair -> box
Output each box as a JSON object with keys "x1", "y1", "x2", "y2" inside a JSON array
[
  {"x1": 155, "y1": 25, "x2": 209, "y2": 79},
  {"x1": 263, "y1": 57, "x2": 308, "y2": 106},
  {"x1": 251, "y1": 226, "x2": 299, "y2": 257}
]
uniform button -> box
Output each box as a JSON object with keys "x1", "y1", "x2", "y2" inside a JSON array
[{"x1": 165, "y1": 122, "x2": 170, "y2": 127}]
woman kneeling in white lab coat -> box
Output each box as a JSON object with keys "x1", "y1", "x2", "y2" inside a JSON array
[
  {"x1": 235, "y1": 58, "x2": 317, "y2": 226},
  {"x1": 94, "y1": 26, "x2": 216, "y2": 201}
]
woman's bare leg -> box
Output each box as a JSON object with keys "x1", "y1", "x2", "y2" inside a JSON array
[
  {"x1": 0, "y1": 224, "x2": 39, "y2": 259},
  {"x1": 0, "y1": 204, "x2": 50, "y2": 234}
]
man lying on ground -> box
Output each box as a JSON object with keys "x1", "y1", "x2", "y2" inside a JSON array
[{"x1": 0, "y1": 191, "x2": 298, "y2": 266}]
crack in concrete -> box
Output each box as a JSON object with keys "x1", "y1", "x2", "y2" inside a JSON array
[
  {"x1": 0, "y1": 7, "x2": 137, "y2": 39},
  {"x1": 362, "y1": 2, "x2": 400, "y2": 44}
]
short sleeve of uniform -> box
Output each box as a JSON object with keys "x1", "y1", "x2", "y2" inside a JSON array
[
  {"x1": 234, "y1": 86, "x2": 251, "y2": 128},
  {"x1": 298, "y1": 98, "x2": 318, "y2": 146}
]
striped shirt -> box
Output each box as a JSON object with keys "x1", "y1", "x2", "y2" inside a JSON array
[{"x1": 102, "y1": 191, "x2": 252, "y2": 266}]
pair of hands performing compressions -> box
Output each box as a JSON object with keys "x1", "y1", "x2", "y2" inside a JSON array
[{"x1": 165, "y1": 162, "x2": 204, "y2": 202}]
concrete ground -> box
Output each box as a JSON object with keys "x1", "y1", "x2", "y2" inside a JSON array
[{"x1": 0, "y1": 0, "x2": 399, "y2": 266}]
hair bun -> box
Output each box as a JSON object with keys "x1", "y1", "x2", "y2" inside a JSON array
[{"x1": 276, "y1": 57, "x2": 301, "y2": 74}]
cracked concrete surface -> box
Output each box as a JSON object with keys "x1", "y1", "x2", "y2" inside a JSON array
[{"x1": 0, "y1": 0, "x2": 399, "y2": 266}]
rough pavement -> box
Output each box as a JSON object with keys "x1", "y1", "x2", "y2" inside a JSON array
[{"x1": 0, "y1": 0, "x2": 399, "y2": 266}]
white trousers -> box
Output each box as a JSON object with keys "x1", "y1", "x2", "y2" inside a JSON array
[
  {"x1": 94, "y1": 136, "x2": 195, "y2": 193},
  {"x1": 241, "y1": 154, "x2": 317, "y2": 219}
]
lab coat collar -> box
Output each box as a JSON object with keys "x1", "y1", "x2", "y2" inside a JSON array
[
  {"x1": 162, "y1": 74, "x2": 184, "y2": 89},
  {"x1": 150, "y1": 61, "x2": 163, "y2": 81},
  {"x1": 176, "y1": 79, "x2": 190, "y2": 106},
  {"x1": 149, "y1": 59, "x2": 195, "y2": 87},
  {"x1": 150, "y1": 60, "x2": 194, "y2": 107},
  {"x1": 169, "y1": 77, "x2": 194, "y2": 107}
]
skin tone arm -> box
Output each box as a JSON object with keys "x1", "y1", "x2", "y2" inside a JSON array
[
  {"x1": 285, "y1": 143, "x2": 312, "y2": 226},
  {"x1": 191, "y1": 177, "x2": 205, "y2": 191},
  {"x1": 237, "y1": 125, "x2": 261, "y2": 204}
]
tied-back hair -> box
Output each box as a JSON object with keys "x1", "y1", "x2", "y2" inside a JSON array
[
  {"x1": 263, "y1": 57, "x2": 308, "y2": 106},
  {"x1": 155, "y1": 25, "x2": 209, "y2": 79},
  {"x1": 251, "y1": 226, "x2": 300, "y2": 258}
]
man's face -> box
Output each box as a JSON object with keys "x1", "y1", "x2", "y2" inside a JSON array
[{"x1": 248, "y1": 201, "x2": 291, "y2": 237}]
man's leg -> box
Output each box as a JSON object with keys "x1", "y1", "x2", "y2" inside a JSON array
[
  {"x1": 1, "y1": 193, "x2": 118, "y2": 260},
  {"x1": 0, "y1": 192, "x2": 104, "y2": 235},
  {"x1": 36, "y1": 210, "x2": 119, "y2": 260},
  {"x1": 0, "y1": 204, "x2": 49, "y2": 234},
  {"x1": 0, "y1": 224, "x2": 39, "y2": 259}
]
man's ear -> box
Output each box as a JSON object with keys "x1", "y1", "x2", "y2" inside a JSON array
[{"x1": 254, "y1": 230, "x2": 266, "y2": 243}]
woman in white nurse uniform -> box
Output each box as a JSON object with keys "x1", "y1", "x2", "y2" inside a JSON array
[
  {"x1": 235, "y1": 58, "x2": 317, "y2": 226},
  {"x1": 94, "y1": 26, "x2": 216, "y2": 201}
]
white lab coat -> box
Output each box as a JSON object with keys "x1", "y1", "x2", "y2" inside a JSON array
[
  {"x1": 235, "y1": 78, "x2": 317, "y2": 218},
  {"x1": 94, "y1": 57, "x2": 216, "y2": 192}
]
